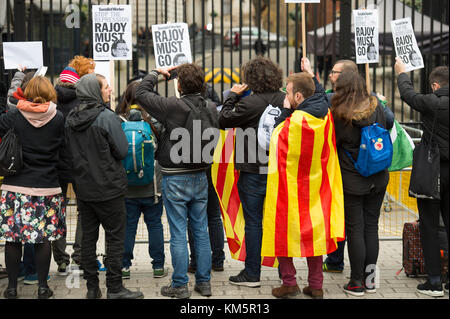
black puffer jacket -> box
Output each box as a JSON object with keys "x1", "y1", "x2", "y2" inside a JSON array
[
  {"x1": 55, "y1": 82, "x2": 80, "y2": 181},
  {"x1": 397, "y1": 73, "x2": 449, "y2": 162},
  {"x1": 334, "y1": 96, "x2": 392, "y2": 195}
]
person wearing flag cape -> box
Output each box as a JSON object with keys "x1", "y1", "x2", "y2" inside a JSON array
[{"x1": 263, "y1": 58, "x2": 345, "y2": 299}]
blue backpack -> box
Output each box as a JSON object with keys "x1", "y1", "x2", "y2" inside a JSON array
[
  {"x1": 121, "y1": 120, "x2": 155, "y2": 186},
  {"x1": 345, "y1": 123, "x2": 393, "y2": 177}
]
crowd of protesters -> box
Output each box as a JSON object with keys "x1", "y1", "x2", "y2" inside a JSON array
[{"x1": 0, "y1": 52, "x2": 448, "y2": 300}]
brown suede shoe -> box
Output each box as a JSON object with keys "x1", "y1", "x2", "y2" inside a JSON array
[
  {"x1": 271, "y1": 284, "x2": 301, "y2": 298},
  {"x1": 303, "y1": 286, "x2": 324, "y2": 299}
]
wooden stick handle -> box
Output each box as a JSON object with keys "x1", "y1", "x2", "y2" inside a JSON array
[{"x1": 302, "y1": 3, "x2": 306, "y2": 59}]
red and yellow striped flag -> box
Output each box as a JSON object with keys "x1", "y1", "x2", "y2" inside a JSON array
[
  {"x1": 211, "y1": 129, "x2": 278, "y2": 267},
  {"x1": 261, "y1": 110, "x2": 345, "y2": 258}
]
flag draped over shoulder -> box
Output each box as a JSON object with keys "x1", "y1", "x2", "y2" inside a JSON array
[
  {"x1": 211, "y1": 129, "x2": 278, "y2": 268},
  {"x1": 261, "y1": 110, "x2": 345, "y2": 258}
]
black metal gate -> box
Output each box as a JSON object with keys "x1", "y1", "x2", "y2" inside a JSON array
[{"x1": 1, "y1": 0, "x2": 449, "y2": 125}]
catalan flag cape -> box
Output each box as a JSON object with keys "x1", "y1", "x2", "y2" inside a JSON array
[
  {"x1": 211, "y1": 129, "x2": 278, "y2": 267},
  {"x1": 261, "y1": 110, "x2": 345, "y2": 258}
]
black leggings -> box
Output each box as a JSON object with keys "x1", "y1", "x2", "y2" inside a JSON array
[
  {"x1": 344, "y1": 190, "x2": 386, "y2": 282},
  {"x1": 5, "y1": 241, "x2": 52, "y2": 289}
]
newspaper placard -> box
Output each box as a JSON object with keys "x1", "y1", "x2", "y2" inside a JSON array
[
  {"x1": 152, "y1": 23, "x2": 192, "y2": 68},
  {"x1": 2, "y1": 42, "x2": 43, "y2": 69},
  {"x1": 391, "y1": 17, "x2": 424, "y2": 72},
  {"x1": 353, "y1": 10, "x2": 379, "y2": 64},
  {"x1": 92, "y1": 5, "x2": 132, "y2": 61}
]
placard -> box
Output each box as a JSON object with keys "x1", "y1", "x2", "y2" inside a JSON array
[
  {"x1": 152, "y1": 23, "x2": 192, "y2": 68},
  {"x1": 92, "y1": 5, "x2": 132, "y2": 61},
  {"x1": 391, "y1": 17, "x2": 424, "y2": 72},
  {"x1": 353, "y1": 10, "x2": 379, "y2": 64},
  {"x1": 2, "y1": 42, "x2": 43, "y2": 69}
]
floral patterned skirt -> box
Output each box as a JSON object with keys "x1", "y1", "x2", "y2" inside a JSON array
[{"x1": 0, "y1": 191, "x2": 66, "y2": 244}]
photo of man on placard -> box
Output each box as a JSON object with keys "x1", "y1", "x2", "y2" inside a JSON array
[
  {"x1": 367, "y1": 43, "x2": 377, "y2": 61},
  {"x1": 111, "y1": 39, "x2": 129, "y2": 58}
]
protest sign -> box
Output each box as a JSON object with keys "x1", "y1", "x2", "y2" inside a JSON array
[
  {"x1": 92, "y1": 5, "x2": 132, "y2": 61},
  {"x1": 2, "y1": 42, "x2": 43, "y2": 69},
  {"x1": 353, "y1": 9, "x2": 379, "y2": 64},
  {"x1": 152, "y1": 23, "x2": 192, "y2": 68},
  {"x1": 391, "y1": 17, "x2": 424, "y2": 72}
]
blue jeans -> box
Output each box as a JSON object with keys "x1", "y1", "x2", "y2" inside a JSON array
[
  {"x1": 122, "y1": 196, "x2": 165, "y2": 269},
  {"x1": 162, "y1": 172, "x2": 211, "y2": 287},
  {"x1": 236, "y1": 172, "x2": 267, "y2": 279}
]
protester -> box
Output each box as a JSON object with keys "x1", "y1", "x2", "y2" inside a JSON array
[
  {"x1": 268, "y1": 58, "x2": 344, "y2": 299},
  {"x1": 52, "y1": 66, "x2": 83, "y2": 276},
  {"x1": 6, "y1": 68, "x2": 35, "y2": 111},
  {"x1": 322, "y1": 59, "x2": 395, "y2": 274},
  {"x1": 331, "y1": 71, "x2": 392, "y2": 296},
  {"x1": 395, "y1": 59, "x2": 449, "y2": 297},
  {"x1": 116, "y1": 80, "x2": 167, "y2": 280},
  {"x1": 218, "y1": 56, "x2": 285, "y2": 287},
  {"x1": 135, "y1": 63, "x2": 218, "y2": 298},
  {"x1": 0, "y1": 76, "x2": 66, "y2": 299},
  {"x1": 68, "y1": 55, "x2": 96, "y2": 78},
  {"x1": 65, "y1": 73, "x2": 143, "y2": 299}
]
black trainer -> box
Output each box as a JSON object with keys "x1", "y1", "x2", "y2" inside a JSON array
[
  {"x1": 3, "y1": 288, "x2": 18, "y2": 299},
  {"x1": 229, "y1": 270, "x2": 261, "y2": 288},
  {"x1": 343, "y1": 280, "x2": 365, "y2": 297},
  {"x1": 86, "y1": 287, "x2": 102, "y2": 299},
  {"x1": 416, "y1": 280, "x2": 444, "y2": 297},
  {"x1": 107, "y1": 287, "x2": 144, "y2": 299},
  {"x1": 38, "y1": 287, "x2": 54, "y2": 299}
]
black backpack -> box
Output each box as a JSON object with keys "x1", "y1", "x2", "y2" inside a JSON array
[
  {"x1": 171, "y1": 96, "x2": 218, "y2": 167},
  {"x1": 0, "y1": 128, "x2": 23, "y2": 176}
]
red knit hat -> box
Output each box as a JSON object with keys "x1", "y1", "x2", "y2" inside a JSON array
[{"x1": 59, "y1": 66, "x2": 80, "y2": 84}]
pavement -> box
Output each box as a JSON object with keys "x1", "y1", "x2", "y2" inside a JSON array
[{"x1": 0, "y1": 238, "x2": 448, "y2": 301}]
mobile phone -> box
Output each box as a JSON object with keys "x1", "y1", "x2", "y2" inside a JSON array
[{"x1": 167, "y1": 69, "x2": 177, "y2": 80}]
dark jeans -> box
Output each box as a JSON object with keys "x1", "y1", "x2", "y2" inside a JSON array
[
  {"x1": 236, "y1": 172, "x2": 267, "y2": 279},
  {"x1": 418, "y1": 161, "x2": 449, "y2": 279},
  {"x1": 78, "y1": 195, "x2": 126, "y2": 292},
  {"x1": 188, "y1": 177, "x2": 225, "y2": 268},
  {"x1": 122, "y1": 196, "x2": 165, "y2": 269},
  {"x1": 325, "y1": 239, "x2": 346, "y2": 270},
  {"x1": 344, "y1": 190, "x2": 386, "y2": 282}
]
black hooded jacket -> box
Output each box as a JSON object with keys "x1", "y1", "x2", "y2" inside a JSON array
[
  {"x1": 65, "y1": 74, "x2": 128, "y2": 202},
  {"x1": 55, "y1": 82, "x2": 80, "y2": 181}
]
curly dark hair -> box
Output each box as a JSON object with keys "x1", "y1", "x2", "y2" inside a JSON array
[
  {"x1": 242, "y1": 56, "x2": 283, "y2": 94},
  {"x1": 177, "y1": 63, "x2": 205, "y2": 95}
]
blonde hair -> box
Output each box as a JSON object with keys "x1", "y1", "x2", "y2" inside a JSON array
[
  {"x1": 68, "y1": 55, "x2": 96, "y2": 77},
  {"x1": 24, "y1": 76, "x2": 57, "y2": 103}
]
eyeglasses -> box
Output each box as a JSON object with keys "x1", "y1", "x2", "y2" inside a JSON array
[{"x1": 330, "y1": 70, "x2": 342, "y2": 75}]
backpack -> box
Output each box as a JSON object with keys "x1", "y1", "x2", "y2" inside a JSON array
[
  {"x1": 177, "y1": 96, "x2": 218, "y2": 166},
  {"x1": 257, "y1": 104, "x2": 282, "y2": 151},
  {"x1": 121, "y1": 118, "x2": 155, "y2": 186},
  {"x1": 345, "y1": 122, "x2": 393, "y2": 177}
]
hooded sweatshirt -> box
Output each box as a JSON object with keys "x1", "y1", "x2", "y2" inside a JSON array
[
  {"x1": 0, "y1": 100, "x2": 65, "y2": 195},
  {"x1": 65, "y1": 73, "x2": 129, "y2": 202}
]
